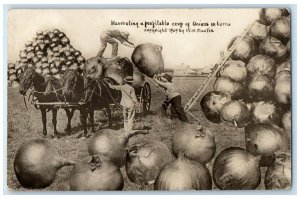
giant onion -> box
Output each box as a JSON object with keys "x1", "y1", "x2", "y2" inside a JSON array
[
  {"x1": 269, "y1": 17, "x2": 290, "y2": 44},
  {"x1": 248, "y1": 20, "x2": 268, "y2": 42},
  {"x1": 125, "y1": 140, "x2": 173, "y2": 185},
  {"x1": 220, "y1": 101, "x2": 252, "y2": 127},
  {"x1": 247, "y1": 75, "x2": 274, "y2": 101},
  {"x1": 265, "y1": 151, "x2": 291, "y2": 190},
  {"x1": 259, "y1": 8, "x2": 286, "y2": 25},
  {"x1": 88, "y1": 129, "x2": 148, "y2": 167},
  {"x1": 213, "y1": 77, "x2": 245, "y2": 99},
  {"x1": 219, "y1": 60, "x2": 247, "y2": 82},
  {"x1": 200, "y1": 91, "x2": 231, "y2": 123},
  {"x1": 251, "y1": 101, "x2": 282, "y2": 126},
  {"x1": 154, "y1": 153, "x2": 212, "y2": 190},
  {"x1": 213, "y1": 147, "x2": 261, "y2": 190},
  {"x1": 69, "y1": 155, "x2": 124, "y2": 191},
  {"x1": 276, "y1": 60, "x2": 290, "y2": 74},
  {"x1": 275, "y1": 77, "x2": 291, "y2": 105},
  {"x1": 259, "y1": 36, "x2": 288, "y2": 62},
  {"x1": 131, "y1": 43, "x2": 164, "y2": 77},
  {"x1": 172, "y1": 123, "x2": 216, "y2": 164},
  {"x1": 14, "y1": 139, "x2": 75, "y2": 189},
  {"x1": 228, "y1": 36, "x2": 257, "y2": 62},
  {"x1": 246, "y1": 55, "x2": 276, "y2": 78},
  {"x1": 282, "y1": 110, "x2": 291, "y2": 137},
  {"x1": 245, "y1": 123, "x2": 290, "y2": 166}
]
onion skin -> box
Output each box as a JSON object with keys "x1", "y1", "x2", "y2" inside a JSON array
[
  {"x1": 259, "y1": 36, "x2": 288, "y2": 62},
  {"x1": 245, "y1": 123, "x2": 290, "y2": 167},
  {"x1": 220, "y1": 101, "x2": 252, "y2": 127},
  {"x1": 213, "y1": 147, "x2": 261, "y2": 190},
  {"x1": 131, "y1": 43, "x2": 164, "y2": 77},
  {"x1": 154, "y1": 153, "x2": 212, "y2": 190},
  {"x1": 172, "y1": 123, "x2": 216, "y2": 164},
  {"x1": 251, "y1": 101, "x2": 282, "y2": 126},
  {"x1": 88, "y1": 129, "x2": 148, "y2": 167},
  {"x1": 269, "y1": 17, "x2": 290, "y2": 45},
  {"x1": 200, "y1": 91, "x2": 231, "y2": 123},
  {"x1": 265, "y1": 151, "x2": 291, "y2": 190},
  {"x1": 247, "y1": 75, "x2": 274, "y2": 101},
  {"x1": 14, "y1": 139, "x2": 75, "y2": 189},
  {"x1": 125, "y1": 140, "x2": 174, "y2": 185},
  {"x1": 246, "y1": 55, "x2": 275, "y2": 78},
  {"x1": 213, "y1": 77, "x2": 245, "y2": 99},
  {"x1": 219, "y1": 60, "x2": 247, "y2": 82},
  {"x1": 259, "y1": 8, "x2": 285, "y2": 26},
  {"x1": 69, "y1": 155, "x2": 124, "y2": 191}
]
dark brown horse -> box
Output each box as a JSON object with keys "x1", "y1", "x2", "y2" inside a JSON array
[
  {"x1": 60, "y1": 69, "x2": 89, "y2": 137},
  {"x1": 61, "y1": 67, "x2": 122, "y2": 137},
  {"x1": 19, "y1": 68, "x2": 73, "y2": 138}
]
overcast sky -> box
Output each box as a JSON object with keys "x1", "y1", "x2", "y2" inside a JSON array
[{"x1": 8, "y1": 9, "x2": 260, "y2": 69}]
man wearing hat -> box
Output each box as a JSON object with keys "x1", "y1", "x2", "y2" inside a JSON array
[
  {"x1": 97, "y1": 30, "x2": 135, "y2": 58},
  {"x1": 154, "y1": 73, "x2": 189, "y2": 123},
  {"x1": 108, "y1": 76, "x2": 143, "y2": 133}
]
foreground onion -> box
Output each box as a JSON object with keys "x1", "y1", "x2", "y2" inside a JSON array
[
  {"x1": 213, "y1": 147, "x2": 261, "y2": 190},
  {"x1": 246, "y1": 55, "x2": 275, "y2": 78},
  {"x1": 251, "y1": 101, "x2": 282, "y2": 126},
  {"x1": 213, "y1": 77, "x2": 245, "y2": 99},
  {"x1": 219, "y1": 60, "x2": 247, "y2": 82},
  {"x1": 247, "y1": 75, "x2": 274, "y2": 101},
  {"x1": 228, "y1": 35, "x2": 257, "y2": 62},
  {"x1": 245, "y1": 123, "x2": 290, "y2": 166},
  {"x1": 259, "y1": 8, "x2": 286, "y2": 25},
  {"x1": 88, "y1": 129, "x2": 148, "y2": 167},
  {"x1": 154, "y1": 153, "x2": 212, "y2": 190},
  {"x1": 259, "y1": 36, "x2": 288, "y2": 62},
  {"x1": 14, "y1": 139, "x2": 75, "y2": 189},
  {"x1": 131, "y1": 43, "x2": 164, "y2": 77},
  {"x1": 125, "y1": 140, "x2": 173, "y2": 185},
  {"x1": 248, "y1": 20, "x2": 268, "y2": 42},
  {"x1": 69, "y1": 155, "x2": 123, "y2": 191},
  {"x1": 269, "y1": 17, "x2": 290, "y2": 44},
  {"x1": 265, "y1": 151, "x2": 291, "y2": 190},
  {"x1": 200, "y1": 91, "x2": 231, "y2": 123},
  {"x1": 172, "y1": 123, "x2": 216, "y2": 164},
  {"x1": 275, "y1": 77, "x2": 291, "y2": 105},
  {"x1": 282, "y1": 110, "x2": 291, "y2": 137},
  {"x1": 220, "y1": 100, "x2": 252, "y2": 127}
]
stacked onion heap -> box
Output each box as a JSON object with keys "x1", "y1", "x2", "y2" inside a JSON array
[
  {"x1": 8, "y1": 29, "x2": 86, "y2": 87},
  {"x1": 201, "y1": 8, "x2": 291, "y2": 190}
]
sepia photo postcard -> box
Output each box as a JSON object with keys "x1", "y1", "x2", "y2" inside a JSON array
[{"x1": 5, "y1": 6, "x2": 294, "y2": 193}]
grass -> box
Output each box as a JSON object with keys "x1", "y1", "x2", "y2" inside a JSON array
[{"x1": 7, "y1": 77, "x2": 268, "y2": 191}]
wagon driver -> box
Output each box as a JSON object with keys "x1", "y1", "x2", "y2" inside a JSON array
[{"x1": 97, "y1": 30, "x2": 135, "y2": 58}]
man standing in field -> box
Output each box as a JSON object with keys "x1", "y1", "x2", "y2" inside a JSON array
[
  {"x1": 97, "y1": 30, "x2": 135, "y2": 58},
  {"x1": 108, "y1": 76, "x2": 148, "y2": 133},
  {"x1": 153, "y1": 73, "x2": 189, "y2": 123}
]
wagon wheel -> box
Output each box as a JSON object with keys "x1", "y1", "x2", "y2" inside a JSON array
[{"x1": 141, "y1": 82, "x2": 151, "y2": 114}]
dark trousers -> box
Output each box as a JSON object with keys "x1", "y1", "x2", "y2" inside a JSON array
[{"x1": 162, "y1": 95, "x2": 189, "y2": 123}]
